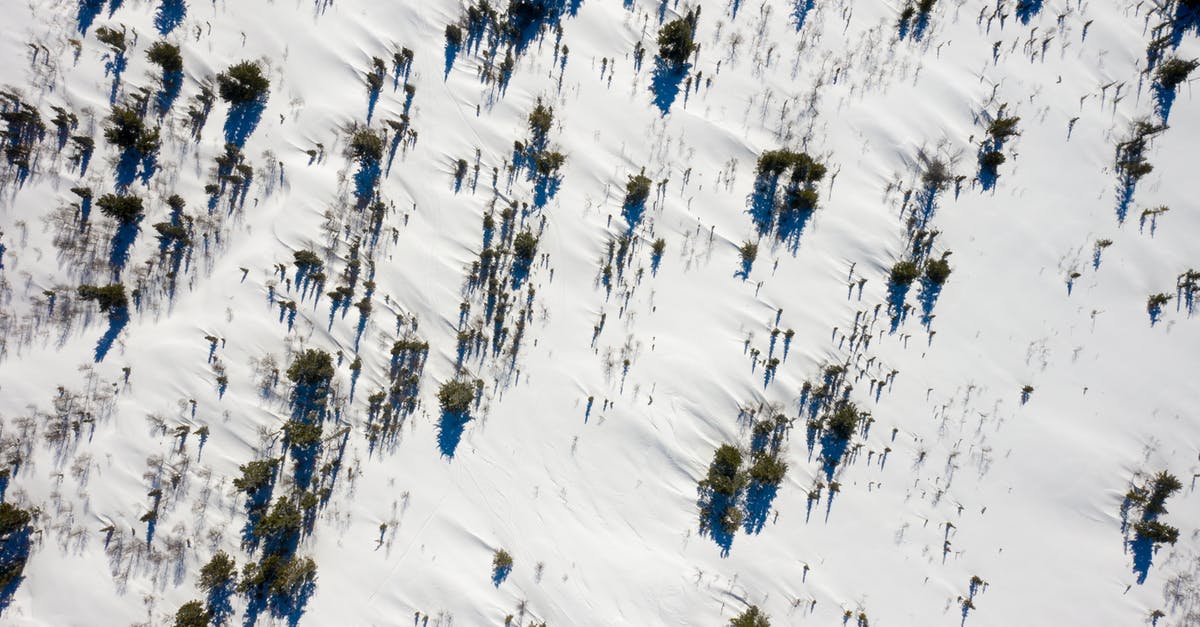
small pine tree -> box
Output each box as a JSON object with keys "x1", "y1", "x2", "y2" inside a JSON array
[
  {"x1": 624, "y1": 173, "x2": 652, "y2": 207},
  {"x1": 77, "y1": 283, "x2": 128, "y2": 311},
  {"x1": 890, "y1": 260, "x2": 920, "y2": 285},
  {"x1": 216, "y1": 61, "x2": 270, "y2": 104},
  {"x1": 286, "y1": 349, "x2": 335, "y2": 387},
  {"x1": 657, "y1": 12, "x2": 698, "y2": 66},
  {"x1": 173, "y1": 601, "x2": 211, "y2": 627},
  {"x1": 438, "y1": 379, "x2": 477, "y2": 414},
  {"x1": 199, "y1": 551, "x2": 237, "y2": 592},
  {"x1": 513, "y1": 231, "x2": 538, "y2": 262},
  {"x1": 95, "y1": 193, "x2": 144, "y2": 225},
  {"x1": 146, "y1": 41, "x2": 183, "y2": 74},
  {"x1": 730, "y1": 605, "x2": 771, "y2": 627}
]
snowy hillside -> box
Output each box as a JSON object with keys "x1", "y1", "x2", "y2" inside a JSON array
[{"x1": 0, "y1": 0, "x2": 1198, "y2": 625}]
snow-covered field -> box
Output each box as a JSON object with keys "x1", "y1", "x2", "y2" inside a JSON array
[{"x1": 0, "y1": 0, "x2": 1198, "y2": 625}]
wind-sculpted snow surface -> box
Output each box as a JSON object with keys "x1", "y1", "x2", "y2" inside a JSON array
[{"x1": 0, "y1": 0, "x2": 1198, "y2": 625}]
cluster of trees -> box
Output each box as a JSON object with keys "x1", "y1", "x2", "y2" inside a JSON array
[
  {"x1": 749, "y1": 149, "x2": 828, "y2": 247},
  {"x1": 697, "y1": 412, "x2": 791, "y2": 545}
]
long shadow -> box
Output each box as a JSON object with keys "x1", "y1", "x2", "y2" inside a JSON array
[
  {"x1": 94, "y1": 307, "x2": 129, "y2": 362},
  {"x1": 155, "y1": 0, "x2": 186, "y2": 35},
  {"x1": 437, "y1": 410, "x2": 471, "y2": 458},
  {"x1": 444, "y1": 41, "x2": 461, "y2": 79},
  {"x1": 650, "y1": 59, "x2": 688, "y2": 115},
  {"x1": 76, "y1": 0, "x2": 105, "y2": 34},
  {"x1": 918, "y1": 278, "x2": 942, "y2": 328},
  {"x1": 696, "y1": 488, "x2": 736, "y2": 556},
  {"x1": 1115, "y1": 176, "x2": 1137, "y2": 225},
  {"x1": 157, "y1": 70, "x2": 183, "y2": 117},
  {"x1": 818, "y1": 431, "x2": 849, "y2": 482},
  {"x1": 0, "y1": 527, "x2": 31, "y2": 612},
  {"x1": 776, "y1": 205, "x2": 815, "y2": 254},
  {"x1": 1153, "y1": 82, "x2": 1178, "y2": 123},
  {"x1": 224, "y1": 100, "x2": 266, "y2": 148},
  {"x1": 491, "y1": 564, "x2": 512, "y2": 587},
  {"x1": 206, "y1": 582, "x2": 234, "y2": 626},
  {"x1": 887, "y1": 280, "x2": 911, "y2": 333},
  {"x1": 1015, "y1": 0, "x2": 1043, "y2": 24},
  {"x1": 1129, "y1": 536, "x2": 1155, "y2": 584},
  {"x1": 742, "y1": 482, "x2": 778, "y2": 534},
  {"x1": 622, "y1": 195, "x2": 648, "y2": 232},
  {"x1": 109, "y1": 220, "x2": 140, "y2": 272},
  {"x1": 354, "y1": 159, "x2": 382, "y2": 208},
  {"x1": 105, "y1": 53, "x2": 127, "y2": 105},
  {"x1": 792, "y1": 0, "x2": 814, "y2": 30},
  {"x1": 1169, "y1": 3, "x2": 1200, "y2": 48}
]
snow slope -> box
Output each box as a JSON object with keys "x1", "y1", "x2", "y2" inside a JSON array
[{"x1": 0, "y1": 0, "x2": 1198, "y2": 625}]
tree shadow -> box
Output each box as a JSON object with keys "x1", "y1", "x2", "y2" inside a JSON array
[
  {"x1": 491, "y1": 564, "x2": 512, "y2": 587},
  {"x1": 354, "y1": 159, "x2": 382, "y2": 208},
  {"x1": 650, "y1": 59, "x2": 688, "y2": 116},
  {"x1": 94, "y1": 306, "x2": 129, "y2": 362},
  {"x1": 444, "y1": 40, "x2": 462, "y2": 79},
  {"x1": 76, "y1": 0, "x2": 105, "y2": 34},
  {"x1": 1015, "y1": 0, "x2": 1043, "y2": 24},
  {"x1": 742, "y1": 482, "x2": 778, "y2": 535},
  {"x1": 155, "y1": 0, "x2": 186, "y2": 35},
  {"x1": 696, "y1": 488, "x2": 736, "y2": 556},
  {"x1": 792, "y1": 0, "x2": 814, "y2": 30},
  {"x1": 0, "y1": 527, "x2": 31, "y2": 612},
  {"x1": 886, "y1": 280, "x2": 911, "y2": 333},
  {"x1": 437, "y1": 410, "x2": 470, "y2": 458},
  {"x1": 1153, "y1": 82, "x2": 1178, "y2": 124},
  {"x1": 157, "y1": 70, "x2": 183, "y2": 117},
  {"x1": 1129, "y1": 536, "x2": 1155, "y2": 584},
  {"x1": 818, "y1": 431, "x2": 849, "y2": 483},
  {"x1": 224, "y1": 100, "x2": 266, "y2": 148},
  {"x1": 918, "y1": 278, "x2": 942, "y2": 328},
  {"x1": 109, "y1": 220, "x2": 140, "y2": 272}
]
